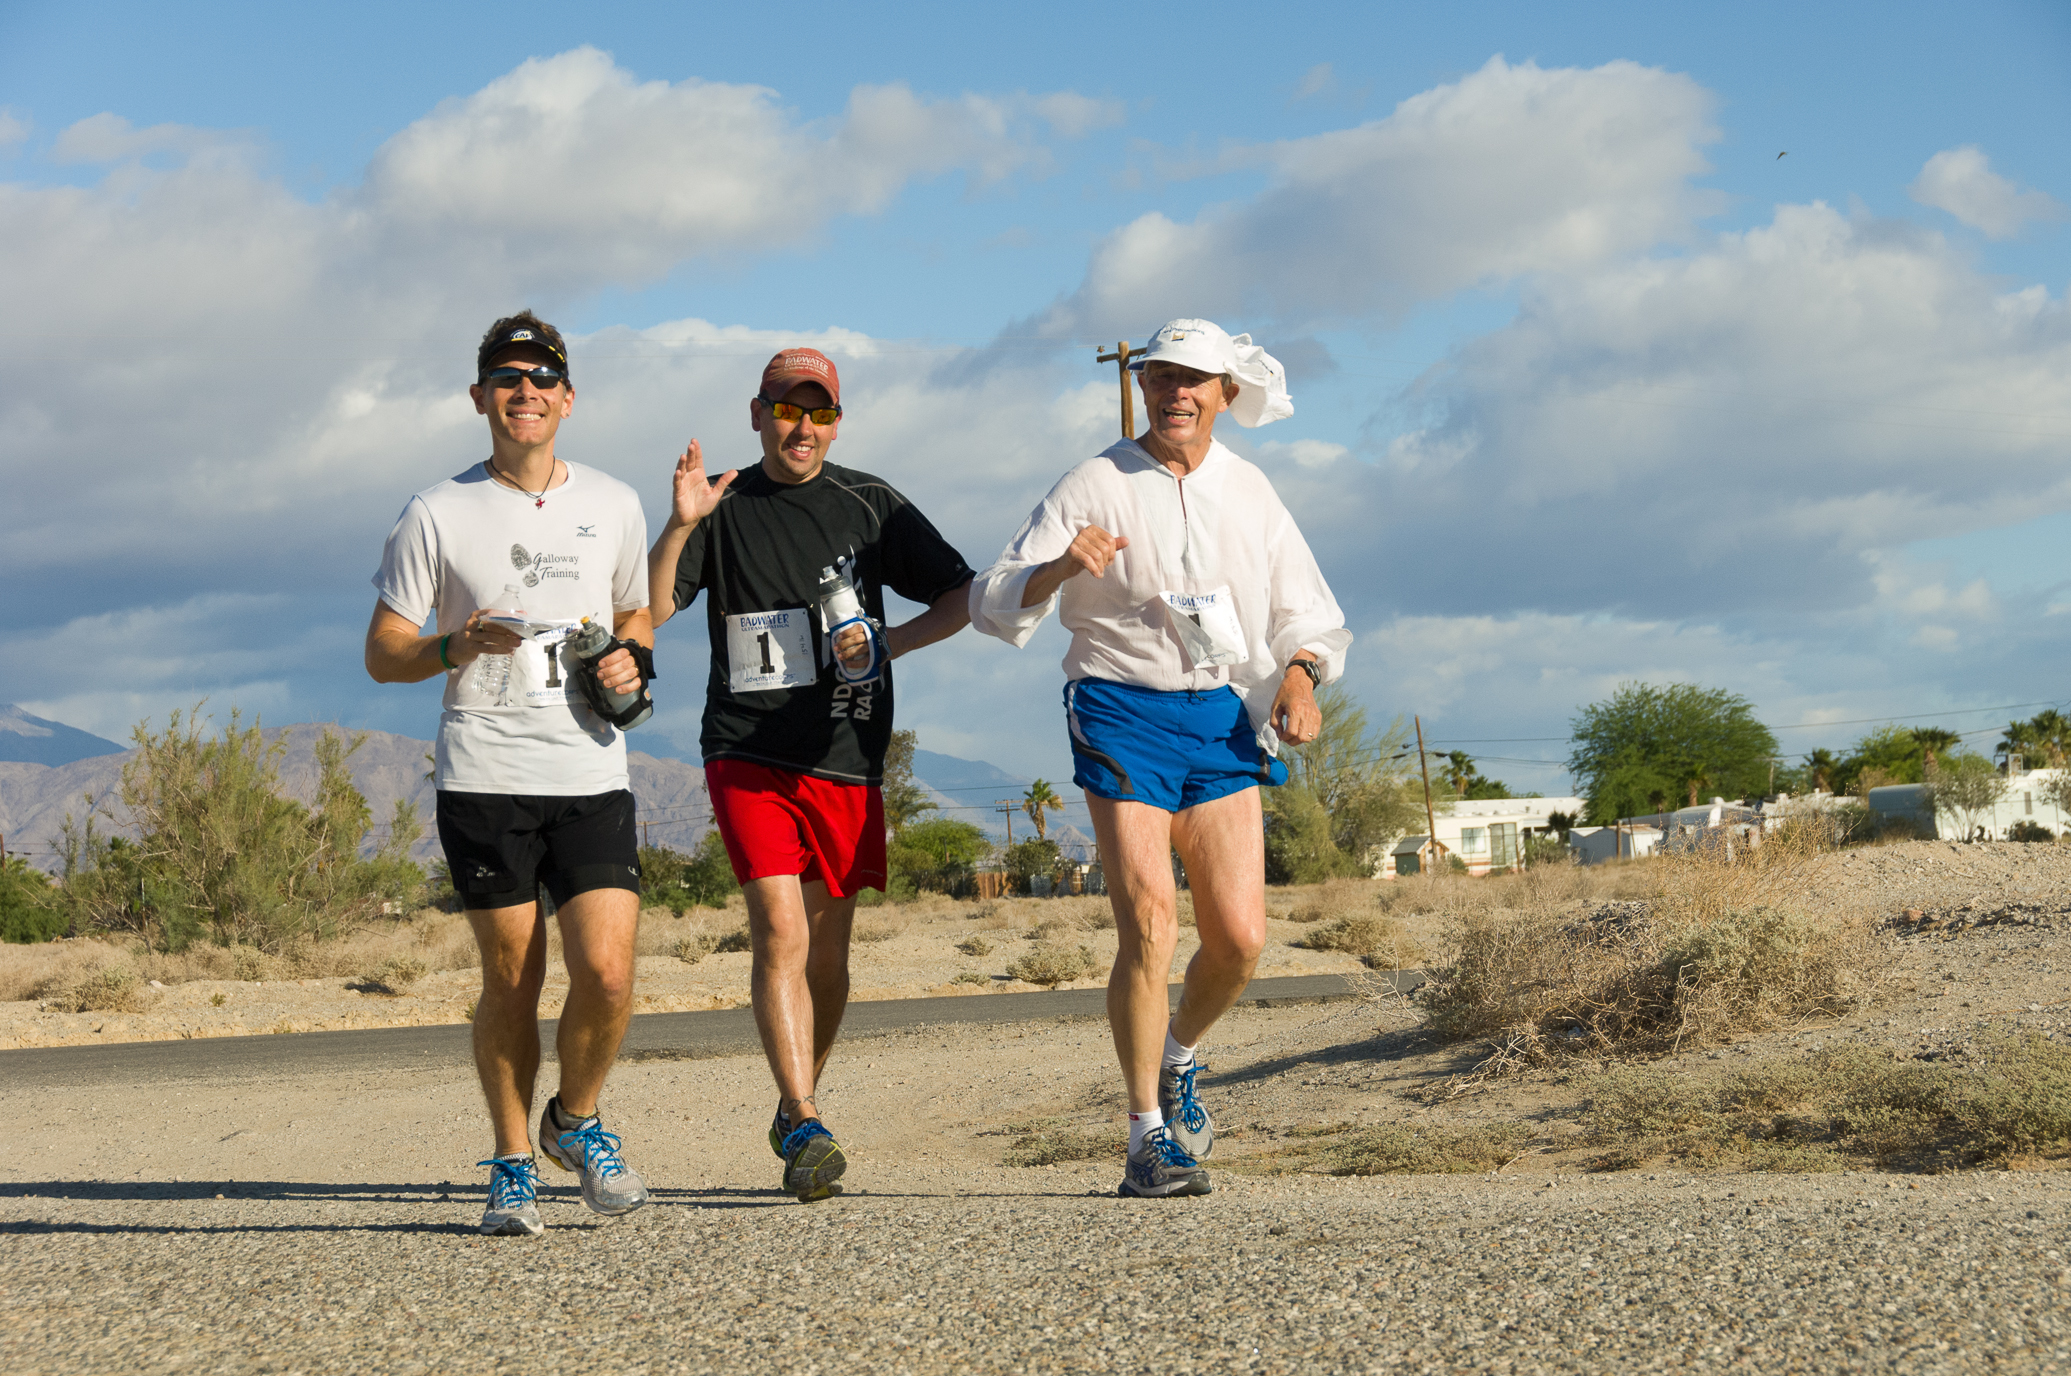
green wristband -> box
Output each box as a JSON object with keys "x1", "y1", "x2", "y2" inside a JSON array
[{"x1": 438, "y1": 634, "x2": 455, "y2": 670}]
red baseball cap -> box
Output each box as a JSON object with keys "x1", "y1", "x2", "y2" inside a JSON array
[{"x1": 759, "y1": 348, "x2": 841, "y2": 407}]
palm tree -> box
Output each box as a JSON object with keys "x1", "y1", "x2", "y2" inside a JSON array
[
  {"x1": 1913, "y1": 727, "x2": 1961, "y2": 771},
  {"x1": 1442, "y1": 750, "x2": 1477, "y2": 795},
  {"x1": 1804, "y1": 748, "x2": 1839, "y2": 793},
  {"x1": 1022, "y1": 779, "x2": 1064, "y2": 842},
  {"x1": 2029, "y1": 710, "x2": 2071, "y2": 766}
]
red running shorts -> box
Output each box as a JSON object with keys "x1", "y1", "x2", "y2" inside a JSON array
[{"x1": 705, "y1": 758, "x2": 887, "y2": 898}]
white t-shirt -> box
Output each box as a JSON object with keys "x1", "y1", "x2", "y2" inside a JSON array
[
  {"x1": 968, "y1": 439, "x2": 1351, "y2": 755},
  {"x1": 373, "y1": 461, "x2": 649, "y2": 795}
]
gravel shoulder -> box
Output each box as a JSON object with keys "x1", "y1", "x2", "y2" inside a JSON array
[{"x1": 9, "y1": 839, "x2": 2071, "y2": 1372}]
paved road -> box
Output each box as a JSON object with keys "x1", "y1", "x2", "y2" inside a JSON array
[
  {"x1": 0, "y1": 971, "x2": 1409, "y2": 1087},
  {"x1": 5, "y1": 1172, "x2": 2068, "y2": 1373}
]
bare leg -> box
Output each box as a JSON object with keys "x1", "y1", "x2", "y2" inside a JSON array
[
  {"x1": 468, "y1": 902, "x2": 550, "y2": 1156},
  {"x1": 1088, "y1": 796, "x2": 1180, "y2": 1115},
  {"x1": 1090, "y1": 788, "x2": 1269, "y2": 1115},
  {"x1": 551, "y1": 886, "x2": 641, "y2": 1117},
  {"x1": 1168, "y1": 788, "x2": 1268, "y2": 1047},
  {"x1": 745, "y1": 874, "x2": 857, "y2": 1121}
]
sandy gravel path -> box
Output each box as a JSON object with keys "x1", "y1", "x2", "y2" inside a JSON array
[{"x1": 7, "y1": 990, "x2": 2071, "y2": 1374}]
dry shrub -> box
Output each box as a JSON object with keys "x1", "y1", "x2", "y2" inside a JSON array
[
  {"x1": 674, "y1": 933, "x2": 717, "y2": 964},
  {"x1": 1286, "y1": 877, "x2": 1376, "y2": 924},
  {"x1": 952, "y1": 971, "x2": 988, "y2": 986},
  {"x1": 968, "y1": 901, "x2": 1010, "y2": 930},
  {"x1": 1419, "y1": 823, "x2": 1882, "y2": 1068},
  {"x1": 955, "y1": 935, "x2": 993, "y2": 958},
  {"x1": 41, "y1": 961, "x2": 149, "y2": 1014},
  {"x1": 852, "y1": 915, "x2": 906, "y2": 944},
  {"x1": 1247, "y1": 1120, "x2": 1530, "y2": 1176},
  {"x1": 0, "y1": 939, "x2": 131, "y2": 1004},
  {"x1": 1001, "y1": 1121, "x2": 1126, "y2": 1166},
  {"x1": 1007, "y1": 942, "x2": 1099, "y2": 987},
  {"x1": 712, "y1": 927, "x2": 752, "y2": 954},
  {"x1": 1578, "y1": 1030, "x2": 2071, "y2": 1172},
  {"x1": 352, "y1": 955, "x2": 429, "y2": 996},
  {"x1": 1294, "y1": 913, "x2": 1422, "y2": 969}
]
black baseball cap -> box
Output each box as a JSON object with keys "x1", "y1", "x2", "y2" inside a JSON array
[{"x1": 477, "y1": 323, "x2": 569, "y2": 379}]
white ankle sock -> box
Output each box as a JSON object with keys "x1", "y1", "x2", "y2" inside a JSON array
[
  {"x1": 1162, "y1": 1026, "x2": 1197, "y2": 1069},
  {"x1": 1128, "y1": 1108, "x2": 1165, "y2": 1154}
]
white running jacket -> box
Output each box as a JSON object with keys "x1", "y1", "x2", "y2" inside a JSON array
[{"x1": 968, "y1": 438, "x2": 1351, "y2": 756}]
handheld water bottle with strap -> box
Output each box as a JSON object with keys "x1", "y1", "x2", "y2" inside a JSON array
[{"x1": 816, "y1": 565, "x2": 886, "y2": 684}]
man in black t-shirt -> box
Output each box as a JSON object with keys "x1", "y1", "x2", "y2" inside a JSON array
[{"x1": 648, "y1": 347, "x2": 973, "y2": 1201}]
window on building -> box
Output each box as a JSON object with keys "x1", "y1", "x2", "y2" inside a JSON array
[
  {"x1": 1490, "y1": 822, "x2": 1518, "y2": 869},
  {"x1": 1459, "y1": 828, "x2": 1487, "y2": 856}
]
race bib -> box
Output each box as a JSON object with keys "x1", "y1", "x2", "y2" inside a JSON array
[
  {"x1": 726, "y1": 610, "x2": 816, "y2": 693},
  {"x1": 488, "y1": 619, "x2": 583, "y2": 708},
  {"x1": 1159, "y1": 587, "x2": 1249, "y2": 669}
]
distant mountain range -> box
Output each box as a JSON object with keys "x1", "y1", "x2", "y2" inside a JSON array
[
  {"x1": 0, "y1": 705, "x2": 127, "y2": 767},
  {"x1": 913, "y1": 749, "x2": 1096, "y2": 862},
  {"x1": 0, "y1": 707, "x2": 1087, "y2": 872},
  {"x1": 0, "y1": 711, "x2": 711, "y2": 873}
]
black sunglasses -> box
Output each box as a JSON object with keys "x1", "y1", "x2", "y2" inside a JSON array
[
  {"x1": 482, "y1": 365, "x2": 568, "y2": 390},
  {"x1": 757, "y1": 394, "x2": 841, "y2": 425}
]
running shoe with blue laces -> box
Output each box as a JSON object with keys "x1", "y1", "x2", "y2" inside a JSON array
[
  {"x1": 780, "y1": 1119, "x2": 847, "y2": 1202},
  {"x1": 1120, "y1": 1124, "x2": 1212, "y2": 1199},
  {"x1": 538, "y1": 1096, "x2": 651, "y2": 1216},
  {"x1": 1159, "y1": 1057, "x2": 1214, "y2": 1160},
  {"x1": 477, "y1": 1153, "x2": 544, "y2": 1236}
]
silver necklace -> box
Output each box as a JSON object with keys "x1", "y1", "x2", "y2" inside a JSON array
[{"x1": 489, "y1": 458, "x2": 557, "y2": 508}]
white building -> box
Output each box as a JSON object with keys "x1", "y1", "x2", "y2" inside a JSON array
[
  {"x1": 1867, "y1": 766, "x2": 2071, "y2": 841},
  {"x1": 1384, "y1": 796, "x2": 1586, "y2": 877},
  {"x1": 1568, "y1": 824, "x2": 1662, "y2": 864}
]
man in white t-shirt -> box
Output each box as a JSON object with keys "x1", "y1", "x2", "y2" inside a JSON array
[
  {"x1": 366, "y1": 312, "x2": 655, "y2": 1237},
  {"x1": 968, "y1": 318, "x2": 1350, "y2": 1199}
]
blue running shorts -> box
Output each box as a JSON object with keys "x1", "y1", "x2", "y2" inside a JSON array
[{"x1": 1065, "y1": 678, "x2": 1289, "y2": 814}]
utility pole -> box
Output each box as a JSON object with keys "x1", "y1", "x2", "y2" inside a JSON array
[
  {"x1": 995, "y1": 799, "x2": 1016, "y2": 848},
  {"x1": 1095, "y1": 341, "x2": 1141, "y2": 438},
  {"x1": 1414, "y1": 716, "x2": 1446, "y2": 874},
  {"x1": 642, "y1": 820, "x2": 652, "y2": 849}
]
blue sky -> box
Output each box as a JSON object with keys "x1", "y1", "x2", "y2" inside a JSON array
[{"x1": 2, "y1": 0, "x2": 2068, "y2": 797}]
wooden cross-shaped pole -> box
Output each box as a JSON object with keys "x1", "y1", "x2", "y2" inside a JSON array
[{"x1": 1095, "y1": 341, "x2": 1140, "y2": 438}]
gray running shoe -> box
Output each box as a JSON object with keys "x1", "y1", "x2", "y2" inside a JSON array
[
  {"x1": 779, "y1": 1119, "x2": 847, "y2": 1203},
  {"x1": 539, "y1": 1097, "x2": 651, "y2": 1216},
  {"x1": 1119, "y1": 1125, "x2": 1212, "y2": 1199},
  {"x1": 1159, "y1": 1058, "x2": 1213, "y2": 1159},
  {"x1": 476, "y1": 1154, "x2": 544, "y2": 1237}
]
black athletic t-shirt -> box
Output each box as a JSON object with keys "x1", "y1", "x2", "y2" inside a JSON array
[{"x1": 672, "y1": 461, "x2": 974, "y2": 785}]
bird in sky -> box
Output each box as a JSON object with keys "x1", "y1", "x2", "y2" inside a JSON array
[{"x1": 1777, "y1": 151, "x2": 1788, "y2": 159}]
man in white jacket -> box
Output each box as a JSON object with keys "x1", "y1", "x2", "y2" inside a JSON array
[{"x1": 968, "y1": 318, "x2": 1351, "y2": 1198}]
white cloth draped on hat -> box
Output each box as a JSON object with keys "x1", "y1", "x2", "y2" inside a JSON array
[{"x1": 1131, "y1": 318, "x2": 1294, "y2": 428}]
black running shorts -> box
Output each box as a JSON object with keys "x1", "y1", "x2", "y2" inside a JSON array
[{"x1": 435, "y1": 789, "x2": 641, "y2": 911}]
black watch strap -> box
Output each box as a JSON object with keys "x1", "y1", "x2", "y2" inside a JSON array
[{"x1": 1289, "y1": 658, "x2": 1322, "y2": 689}]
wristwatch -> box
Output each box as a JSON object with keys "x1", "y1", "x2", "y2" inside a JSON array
[{"x1": 1287, "y1": 658, "x2": 1322, "y2": 689}]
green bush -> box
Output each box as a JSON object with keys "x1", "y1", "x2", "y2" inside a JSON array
[
  {"x1": 889, "y1": 818, "x2": 990, "y2": 894},
  {"x1": 0, "y1": 859, "x2": 64, "y2": 943},
  {"x1": 639, "y1": 831, "x2": 739, "y2": 912},
  {"x1": 52, "y1": 710, "x2": 422, "y2": 953},
  {"x1": 1002, "y1": 837, "x2": 1061, "y2": 896}
]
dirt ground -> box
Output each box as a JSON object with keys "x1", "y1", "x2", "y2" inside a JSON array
[
  {"x1": 0, "y1": 888, "x2": 1377, "y2": 1051},
  {"x1": 9, "y1": 840, "x2": 2070, "y2": 1159}
]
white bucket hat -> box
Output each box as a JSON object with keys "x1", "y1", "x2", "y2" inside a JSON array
[{"x1": 1130, "y1": 318, "x2": 1294, "y2": 428}]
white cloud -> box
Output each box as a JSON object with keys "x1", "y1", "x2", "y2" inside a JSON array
[
  {"x1": 0, "y1": 49, "x2": 1105, "y2": 619},
  {"x1": 1293, "y1": 63, "x2": 1336, "y2": 101},
  {"x1": 1908, "y1": 145, "x2": 2065, "y2": 240},
  {"x1": 1252, "y1": 438, "x2": 1349, "y2": 469},
  {"x1": 1353, "y1": 201, "x2": 2071, "y2": 623},
  {"x1": 360, "y1": 49, "x2": 1085, "y2": 286},
  {"x1": 0, "y1": 110, "x2": 28, "y2": 152},
  {"x1": 1028, "y1": 56, "x2": 1722, "y2": 338}
]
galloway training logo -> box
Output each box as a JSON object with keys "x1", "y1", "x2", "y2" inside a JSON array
[{"x1": 509, "y1": 543, "x2": 582, "y2": 589}]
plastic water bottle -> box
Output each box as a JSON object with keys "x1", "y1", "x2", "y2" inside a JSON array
[
  {"x1": 816, "y1": 566, "x2": 883, "y2": 683},
  {"x1": 568, "y1": 618, "x2": 654, "y2": 730},
  {"x1": 471, "y1": 583, "x2": 524, "y2": 705}
]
